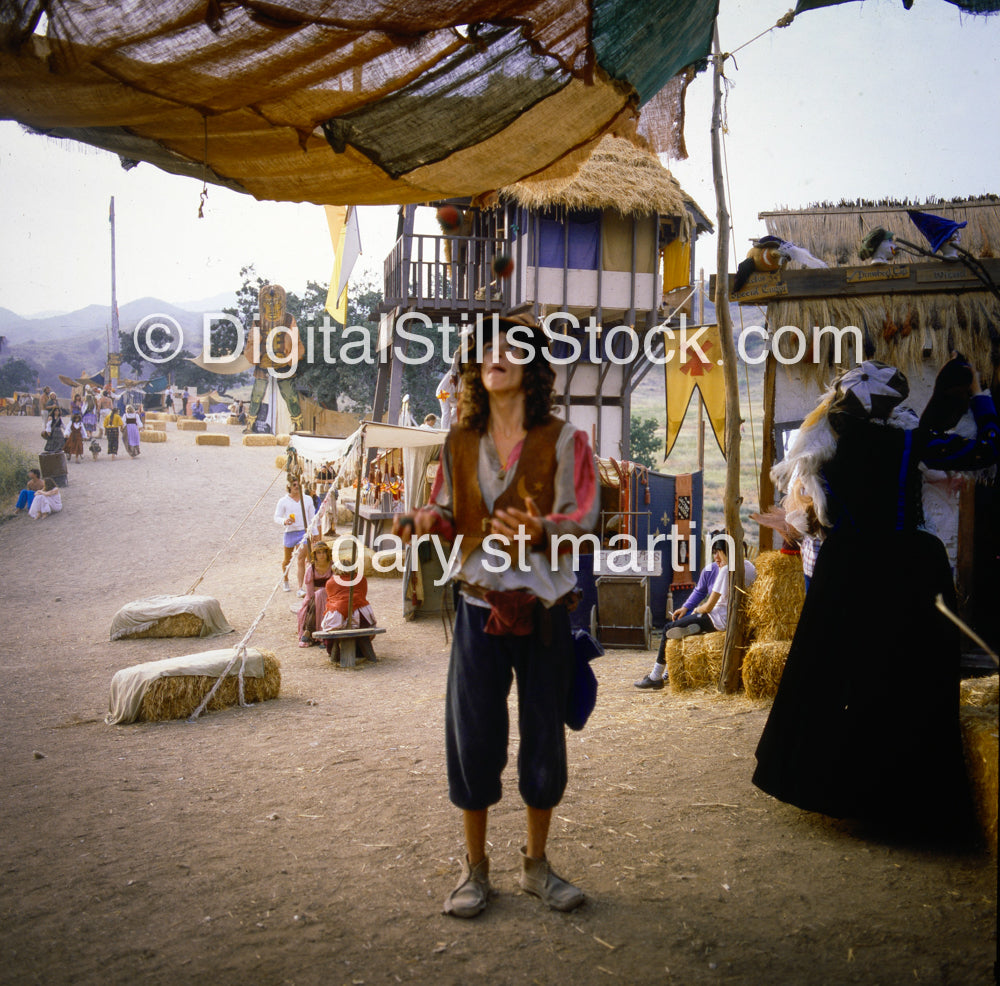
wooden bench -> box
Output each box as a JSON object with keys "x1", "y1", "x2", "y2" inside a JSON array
[{"x1": 312, "y1": 627, "x2": 386, "y2": 668}]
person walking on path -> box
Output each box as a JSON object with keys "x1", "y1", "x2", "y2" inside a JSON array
[
  {"x1": 104, "y1": 406, "x2": 124, "y2": 461},
  {"x1": 274, "y1": 477, "x2": 316, "y2": 593}
]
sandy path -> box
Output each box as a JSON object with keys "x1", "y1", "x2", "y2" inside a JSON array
[{"x1": 0, "y1": 413, "x2": 995, "y2": 986}]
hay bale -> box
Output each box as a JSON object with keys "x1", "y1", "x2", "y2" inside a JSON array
[
  {"x1": 167, "y1": 413, "x2": 178, "y2": 422},
  {"x1": 124, "y1": 612, "x2": 205, "y2": 639},
  {"x1": 961, "y1": 674, "x2": 1000, "y2": 707},
  {"x1": 177, "y1": 419, "x2": 207, "y2": 431},
  {"x1": 332, "y1": 538, "x2": 378, "y2": 577},
  {"x1": 664, "y1": 638, "x2": 689, "y2": 691},
  {"x1": 144, "y1": 412, "x2": 166, "y2": 421},
  {"x1": 140, "y1": 429, "x2": 167, "y2": 443},
  {"x1": 275, "y1": 454, "x2": 287, "y2": 469},
  {"x1": 138, "y1": 651, "x2": 281, "y2": 722},
  {"x1": 275, "y1": 433, "x2": 291, "y2": 445},
  {"x1": 243, "y1": 434, "x2": 277, "y2": 446},
  {"x1": 680, "y1": 633, "x2": 726, "y2": 690},
  {"x1": 960, "y1": 705, "x2": 999, "y2": 853},
  {"x1": 746, "y1": 551, "x2": 805, "y2": 642},
  {"x1": 742, "y1": 640, "x2": 792, "y2": 699},
  {"x1": 227, "y1": 415, "x2": 239, "y2": 425},
  {"x1": 196, "y1": 433, "x2": 230, "y2": 446},
  {"x1": 371, "y1": 546, "x2": 405, "y2": 577},
  {"x1": 146, "y1": 420, "x2": 167, "y2": 431}
]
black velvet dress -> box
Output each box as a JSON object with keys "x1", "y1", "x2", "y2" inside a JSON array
[{"x1": 752, "y1": 413, "x2": 991, "y2": 837}]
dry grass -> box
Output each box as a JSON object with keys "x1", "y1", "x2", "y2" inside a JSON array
[
  {"x1": 503, "y1": 135, "x2": 693, "y2": 230},
  {"x1": 177, "y1": 420, "x2": 207, "y2": 431},
  {"x1": 137, "y1": 651, "x2": 281, "y2": 722},
  {"x1": 742, "y1": 640, "x2": 791, "y2": 700},
  {"x1": 746, "y1": 551, "x2": 805, "y2": 642},
  {"x1": 960, "y1": 705, "x2": 999, "y2": 853},
  {"x1": 196, "y1": 433, "x2": 230, "y2": 446},
  {"x1": 667, "y1": 633, "x2": 727, "y2": 692},
  {"x1": 120, "y1": 612, "x2": 204, "y2": 639},
  {"x1": 243, "y1": 434, "x2": 277, "y2": 446},
  {"x1": 139, "y1": 430, "x2": 167, "y2": 443},
  {"x1": 961, "y1": 675, "x2": 1000, "y2": 708}
]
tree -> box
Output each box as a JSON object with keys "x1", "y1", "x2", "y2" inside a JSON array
[
  {"x1": 629, "y1": 415, "x2": 663, "y2": 468},
  {"x1": 0, "y1": 357, "x2": 39, "y2": 397}
]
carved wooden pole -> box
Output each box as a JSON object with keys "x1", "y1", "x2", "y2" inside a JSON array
[{"x1": 710, "y1": 26, "x2": 748, "y2": 694}]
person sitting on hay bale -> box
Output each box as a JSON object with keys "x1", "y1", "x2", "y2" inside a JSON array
[
  {"x1": 649, "y1": 533, "x2": 755, "y2": 641},
  {"x1": 634, "y1": 549, "x2": 721, "y2": 691},
  {"x1": 297, "y1": 541, "x2": 335, "y2": 647},
  {"x1": 753, "y1": 356, "x2": 999, "y2": 841}
]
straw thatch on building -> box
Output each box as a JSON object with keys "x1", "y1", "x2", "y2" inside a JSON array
[
  {"x1": 761, "y1": 197, "x2": 1000, "y2": 267},
  {"x1": 757, "y1": 196, "x2": 1000, "y2": 382},
  {"x1": 502, "y1": 135, "x2": 698, "y2": 237}
]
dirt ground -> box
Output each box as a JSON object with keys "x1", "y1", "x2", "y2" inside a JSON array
[{"x1": 0, "y1": 412, "x2": 996, "y2": 986}]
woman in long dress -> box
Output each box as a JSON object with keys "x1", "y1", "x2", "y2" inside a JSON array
[
  {"x1": 42, "y1": 407, "x2": 65, "y2": 453},
  {"x1": 63, "y1": 412, "x2": 85, "y2": 462},
  {"x1": 753, "y1": 358, "x2": 999, "y2": 839},
  {"x1": 297, "y1": 541, "x2": 334, "y2": 646},
  {"x1": 123, "y1": 405, "x2": 142, "y2": 457}
]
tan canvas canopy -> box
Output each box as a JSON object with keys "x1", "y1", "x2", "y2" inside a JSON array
[{"x1": 0, "y1": 1, "x2": 718, "y2": 205}]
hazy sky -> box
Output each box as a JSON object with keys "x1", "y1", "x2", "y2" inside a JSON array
[{"x1": 0, "y1": 0, "x2": 996, "y2": 317}]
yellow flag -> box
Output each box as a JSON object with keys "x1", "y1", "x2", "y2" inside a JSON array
[
  {"x1": 324, "y1": 205, "x2": 348, "y2": 325},
  {"x1": 663, "y1": 322, "x2": 727, "y2": 458}
]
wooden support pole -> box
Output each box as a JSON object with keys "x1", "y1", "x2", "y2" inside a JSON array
[{"x1": 710, "y1": 28, "x2": 748, "y2": 695}]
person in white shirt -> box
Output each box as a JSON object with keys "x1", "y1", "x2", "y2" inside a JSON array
[
  {"x1": 662, "y1": 535, "x2": 756, "y2": 639},
  {"x1": 273, "y1": 478, "x2": 317, "y2": 594}
]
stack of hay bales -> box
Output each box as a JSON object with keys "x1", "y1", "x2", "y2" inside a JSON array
[
  {"x1": 664, "y1": 550, "x2": 805, "y2": 695},
  {"x1": 177, "y1": 419, "x2": 207, "y2": 431},
  {"x1": 243, "y1": 434, "x2": 277, "y2": 446},
  {"x1": 196, "y1": 433, "x2": 230, "y2": 446},
  {"x1": 960, "y1": 673, "x2": 999, "y2": 853},
  {"x1": 741, "y1": 551, "x2": 805, "y2": 699}
]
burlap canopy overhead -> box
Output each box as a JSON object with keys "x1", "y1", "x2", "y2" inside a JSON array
[{"x1": 0, "y1": 0, "x2": 718, "y2": 206}]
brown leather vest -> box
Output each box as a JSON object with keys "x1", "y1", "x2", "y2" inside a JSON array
[{"x1": 450, "y1": 415, "x2": 564, "y2": 562}]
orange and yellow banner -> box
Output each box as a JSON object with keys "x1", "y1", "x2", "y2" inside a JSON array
[{"x1": 663, "y1": 322, "x2": 726, "y2": 458}]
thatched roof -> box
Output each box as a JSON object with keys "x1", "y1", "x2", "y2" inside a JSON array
[
  {"x1": 501, "y1": 135, "x2": 707, "y2": 234},
  {"x1": 760, "y1": 196, "x2": 1000, "y2": 267},
  {"x1": 755, "y1": 197, "x2": 1000, "y2": 383}
]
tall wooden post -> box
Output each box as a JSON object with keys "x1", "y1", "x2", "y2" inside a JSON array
[{"x1": 711, "y1": 27, "x2": 747, "y2": 694}]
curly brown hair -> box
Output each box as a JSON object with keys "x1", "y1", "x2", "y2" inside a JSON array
[{"x1": 458, "y1": 322, "x2": 555, "y2": 432}]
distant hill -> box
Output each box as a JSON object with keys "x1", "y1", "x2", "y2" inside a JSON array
[{"x1": 0, "y1": 296, "x2": 217, "y2": 395}]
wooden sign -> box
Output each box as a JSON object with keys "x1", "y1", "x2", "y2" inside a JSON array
[{"x1": 845, "y1": 265, "x2": 910, "y2": 284}]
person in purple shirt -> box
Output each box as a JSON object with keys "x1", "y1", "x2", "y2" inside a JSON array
[{"x1": 634, "y1": 556, "x2": 720, "y2": 691}]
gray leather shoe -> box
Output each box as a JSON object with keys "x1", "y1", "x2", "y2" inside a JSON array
[
  {"x1": 518, "y1": 847, "x2": 585, "y2": 911},
  {"x1": 443, "y1": 855, "x2": 490, "y2": 918}
]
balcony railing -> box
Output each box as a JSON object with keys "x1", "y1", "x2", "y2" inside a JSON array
[{"x1": 383, "y1": 233, "x2": 514, "y2": 314}]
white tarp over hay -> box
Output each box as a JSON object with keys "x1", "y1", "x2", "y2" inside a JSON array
[
  {"x1": 109, "y1": 595, "x2": 234, "y2": 641},
  {"x1": 106, "y1": 647, "x2": 266, "y2": 725}
]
